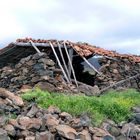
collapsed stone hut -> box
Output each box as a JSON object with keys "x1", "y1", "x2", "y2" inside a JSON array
[{"x1": 0, "y1": 38, "x2": 140, "y2": 94}]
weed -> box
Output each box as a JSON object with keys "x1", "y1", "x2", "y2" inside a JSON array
[{"x1": 21, "y1": 89, "x2": 140, "y2": 126}]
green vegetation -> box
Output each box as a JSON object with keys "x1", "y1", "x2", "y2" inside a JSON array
[{"x1": 21, "y1": 89, "x2": 140, "y2": 126}]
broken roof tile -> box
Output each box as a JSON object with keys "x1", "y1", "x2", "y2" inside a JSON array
[{"x1": 0, "y1": 38, "x2": 140, "y2": 63}]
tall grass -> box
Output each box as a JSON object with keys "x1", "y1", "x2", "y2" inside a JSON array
[{"x1": 21, "y1": 89, "x2": 140, "y2": 126}]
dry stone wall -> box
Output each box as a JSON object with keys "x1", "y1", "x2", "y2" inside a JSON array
[
  {"x1": 95, "y1": 57, "x2": 140, "y2": 90},
  {"x1": 0, "y1": 53, "x2": 76, "y2": 93},
  {"x1": 0, "y1": 52, "x2": 140, "y2": 94}
]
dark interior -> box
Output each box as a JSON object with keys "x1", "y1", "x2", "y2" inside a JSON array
[{"x1": 0, "y1": 45, "x2": 100, "y2": 86}]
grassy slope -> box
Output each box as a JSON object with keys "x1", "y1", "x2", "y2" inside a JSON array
[{"x1": 21, "y1": 89, "x2": 140, "y2": 126}]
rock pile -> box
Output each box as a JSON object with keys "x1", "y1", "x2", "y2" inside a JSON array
[
  {"x1": 0, "y1": 53, "x2": 76, "y2": 93},
  {"x1": 0, "y1": 88, "x2": 140, "y2": 140}
]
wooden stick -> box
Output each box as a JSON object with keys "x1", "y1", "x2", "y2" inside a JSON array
[
  {"x1": 29, "y1": 40, "x2": 41, "y2": 54},
  {"x1": 100, "y1": 74, "x2": 140, "y2": 93},
  {"x1": 71, "y1": 79, "x2": 98, "y2": 91},
  {"x1": 71, "y1": 45, "x2": 101, "y2": 75},
  {"x1": 68, "y1": 48, "x2": 74, "y2": 78},
  {"x1": 57, "y1": 41, "x2": 72, "y2": 83},
  {"x1": 82, "y1": 56, "x2": 101, "y2": 75},
  {"x1": 63, "y1": 42, "x2": 78, "y2": 88},
  {"x1": 14, "y1": 42, "x2": 67, "y2": 48},
  {"x1": 49, "y1": 42, "x2": 70, "y2": 84}
]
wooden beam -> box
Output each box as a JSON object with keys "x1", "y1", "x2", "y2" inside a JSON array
[
  {"x1": 29, "y1": 40, "x2": 41, "y2": 54},
  {"x1": 49, "y1": 42, "x2": 70, "y2": 84},
  {"x1": 82, "y1": 56, "x2": 101, "y2": 75},
  {"x1": 14, "y1": 42, "x2": 68, "y2": 48},
  {"x1": 63, "y1": 42, "x2": 78, "y2": 88},
  {"x1": 57, "y1": 41, "x2": 72, "y2": 83},
  {"x1": 100, "y1": 74, "x2": 140, "y2": 94},
  {"x1": 68, "y1": 48, "x2": 74, "y2": 77},
  {"x1": 71, "y1": 45, "x2": 101, "y2": 75}
]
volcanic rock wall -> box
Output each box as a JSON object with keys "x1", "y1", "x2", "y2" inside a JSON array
[
  {"x1": 0, "y1": 53, "x2": 76, "y2": 93},
  {"x1": 0, "y1": 51, "x2": 140, "y2": 94},
  {"x1": 95, "y1": 57, "x2": 140, "y2": 90}
]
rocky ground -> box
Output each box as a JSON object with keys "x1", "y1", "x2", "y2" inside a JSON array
[{"x1": 0, "y1": 88, "x2": 140, "y2": 140}]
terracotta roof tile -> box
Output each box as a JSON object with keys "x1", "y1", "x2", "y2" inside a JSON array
[{"x1": 0, "y1": 38, "x2": 140, "y2": 63}]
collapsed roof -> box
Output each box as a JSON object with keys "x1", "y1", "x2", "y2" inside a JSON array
[
  {"x1": 0, "y1": 38, "x2": 140, "y2": 93},
  {"x1": 0, "y1": 38, "x2": 140, "y2": 65}
]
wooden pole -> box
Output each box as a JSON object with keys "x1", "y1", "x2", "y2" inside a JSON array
[
  {"x1": 100, "y1": 74, "x2": 140, "y2": 93},
  {"x1": 14, "y1": 42, "x2": 67, "y2": 48},
  {"x1": 68, "y1": 48, "x2": 74, "y2": 78},
  {"x1": 63, "y1": 42, "x2": 78, "y2": 88},
  {"x1": 49, "y1": 42, "x2": 70, "y2": 84},
  {"x1": 71, "y1": 45, "x2": 101, "y2": 75},
  {"x1": 29, "y1": 40, "x2": 41, "y2": 54},
  {"x1": 82, "y1": 56, "x2": 101, "y2": 75},
  {"x1": 57, "y1": 41, "x2": 72, "y2": 83}
]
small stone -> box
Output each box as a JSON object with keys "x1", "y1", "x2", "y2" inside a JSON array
[
  {"x1": 133, "y1": 113, "x2": 140, "y2": 124},
  {"x1": 35, "y1": 131, "x2": 54, "y2": 140},
  {"x1": 71, "y1": 118, "x2": 83, "y2": 131},
  {"x1": 25, "y1": 136, "x2": 35, "y2": 140},
  {"x1": 47, "y1": 106, "x2": 61, "y2": 114},
  {"x1": 20, "y1": 130, "x2": 30, "y2": 137},
  {"x1": 18, "y1": 116, "x2": 31, "y2": 128},
  {"x1": 91, "y1": 85, "x2": 101, "y2": 96},
  {"x1": 108, "y1": 126, "x2": 120, "y2": 137},
  {"x1": 102, "y1": 121, "x2": 120, "y2": 137},
  {"x1": 38, "y1": 58, "x2": 55, "y2": 66},
  {"x1": 103, "y1": 135, "x2": 114, "y2": 140},
  {"x1": 71, "y1": 115, "x2": 90, "y2": 131},
  {"x1": 19, "y1": 85, "x2": 32, "y2": 93},
  {"x1": 78, "y1": 129, "x2": 91, "y2": 140},
  {"x1": 56, "y1": 125, "x2": 77, "y2": 140},
  {"x1": 40, "y1": 75, "x2": 50, "y2": 80},
  {"x1": 0, "y1": 128, "x2": 10, "y2": 140},
  {"x1": 26, "y1": 60, "x2": 34, "y2": 66},
  {"x1": 32, "y1": 53, "x2": 45, "y2": 60},
  {"x1": 90, "y1": 127, "x2": 111, "y2": 140},
  {"x1": 45, "y1": 114, "x2": 59, "y2": 132},
  {"x1": 60, "y1": 112, "x2": 72, "y2": 122},
  {"x1": 80, "y1": 114, "x2": 91, "y2": 127},
  {"x1": 34, "y1": 82, "x2": 56, "y2": 92},
  {"x1": 4, "y1": 124, "x2": 16, "y2": 136},
  {"x1": 112, "y1": 69, "x2": 119, "y2": 74},
  {"x1": 0, "y1": 88, "x2": 24, "y2": 107},
  {"x1": 31, "y1": 76, "x2": 40, "y2": 83},
  {"x1": 33, "y1": 63, "x2": 45, "y2": 71},
  {"x1": 18, "y1": 116, "x2": 42, "y2": 130},
  {"x1": 121, "y1": 123, "x2": 140, "y2": 138},
  {"x1": 8, "y1": 119, "x2": 19, "y2": 127},
  {"x1": 116, "y1": 135, "x2": 129, "y2": 140},
  {"x1": 0, "y1": 116, "x2": 7, "y2": 127},
  {"x1": 137, "y1": 134, "x2": 140, "y2": 140},
  {"x1": 26, "y1": 104, "x2": 39, "y2": 117},
  {"x1": 132, "y1": 106, "x2": 140, "y2": 113}
]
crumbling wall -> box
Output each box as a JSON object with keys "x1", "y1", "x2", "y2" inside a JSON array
[
  {"x1": 0, "y1": 51, "x2": 140, "y2": 94},
  {"x1": 0, "y1": 53, "x2": 76, "y2": 93},
  {"x1": 94, "y1": 57, "x2": 140, "y2": 90}
]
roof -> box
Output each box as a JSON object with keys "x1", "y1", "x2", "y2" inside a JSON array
[{"x1": 0, "y1": 38, "x2": 140, "y2": 63}]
